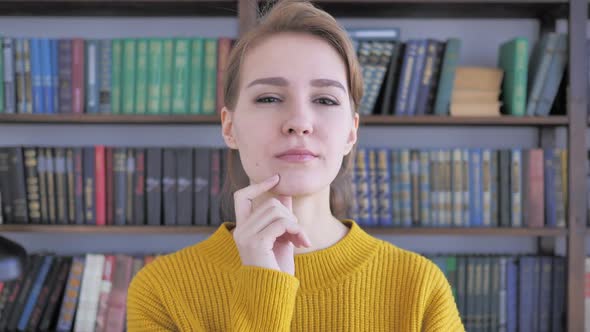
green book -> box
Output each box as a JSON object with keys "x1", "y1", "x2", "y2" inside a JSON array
[
  {"x1": 160, "y1": 38, "x2": 175, "y2": 114},
  {"x1": 202, "y1": 38, "x2": 218, "y2": 115},
  {"x1": 135, "y1": 39, "x2": 149, "y2": 115},
  {"x1": 189, "y1": 38, "x2": 204, "y2": 114},
  {"x1": 171, "y1": 39, "x2": 191, "y2": 114},
  {"x1": 433, "y1": 38, "x2": 461, "y2": 116},
  {"x1": 111, "y1": 39, "x2": 123, "y2": 114},
  {"x1": 122, "y1": 39, "x2": 137, "y2": 114},
  {"x1": 147, "y1": 38, "x2": 163, "y2": 115},
  {"x1": 498, "y1": 37, "x2": 528, "y2": 116}
]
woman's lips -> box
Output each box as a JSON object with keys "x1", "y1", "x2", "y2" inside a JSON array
[{"x1": 275, "y1": 149, "x2": 318, "y2": 163}]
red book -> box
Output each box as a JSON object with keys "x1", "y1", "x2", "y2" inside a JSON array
[
  {"x1": 95, "y1": 145, "x2": 106, "y2": 226},
  {"x1": 106, "y1": 147, "x2": 114, "y2": 226},
  {"x1": 71, "y1": 38, "x2": 85, "y2": 113},
  {"x1": 216, "y1": 38, "x2": 233, "y2": 114}
]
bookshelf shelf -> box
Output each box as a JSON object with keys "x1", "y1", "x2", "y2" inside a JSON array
[
  {"x1": 0, "y1": 114, "x2": 569, "y2": 126},
  {"x1": 0, "y1": 224, "x2": 568, "y2": 236},
  {"x1": 312, "y1": 0, "x2": 569, "y2": 18},
  {"x1": 0, "y1": 0, "x2": 237, "y2": 17}
]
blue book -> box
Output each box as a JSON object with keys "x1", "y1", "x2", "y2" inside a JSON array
[
  {"x1": 519, "y1": 257, "x2": 535, "y2": 332},
  {"x1": 30, "y1": 39, "x2": 43, "y2": 114},
  {"x1": 536, "y1": 34, "x2": 567, "y2": 116},
  {"x1": 538, "y1": 257, "x2": 552, "y2": 332},
  {"x1": 17, "y1": 255, "x2": 54, "y2": 331},
  {"x1": 406, "y1": 39, "x2": 428, "y2": 115},
  {"x1": 419, "y1": 150, "x2": 431, "y2": 227},
  {"x1": 551, "y1": 257, "x2": 565, "y2": 332},
  {"x1": 51, "y1": 39, "x2": 59, "y2": 113},
  {"x1": 41, "y1": 38, "x2": 53, "y2": 114},
  {"x1": 526, "y1": 33, "x2": 559, "y2": 116},
  {"x1": 469, "y1": 149, "x2": 483, "y2": 227},
  {"x1": 506, "y1": 257, "x2": 518, "y2": 332}
]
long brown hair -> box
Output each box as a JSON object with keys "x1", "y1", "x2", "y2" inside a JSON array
[{"x1": 219, "y1": 0, "x2": 363, "y2": 222}]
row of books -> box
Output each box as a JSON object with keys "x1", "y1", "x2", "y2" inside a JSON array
[
  {"x1": 0, "y1": 147, "x2": 226, "y2": 226},
  {"x1": 0, "y1": 253, "x2": 152, "y2": 332},
  {"x1": 350, "y1": 148, "x2": 568, "y2": 228},
  {"x1": 425, "y1": 254, "x2": 566, "y2": 332},
  {"x1": 0, "y1": 37, "x2": 234, "y2": 115},
  {"x1": 350, "y1": 29, "x2": 568, "y2": 117},
  {"x1": 0, "y1": 146, "x2": 569, "y2": 228},
  {"x1": 0, "y1": 253, "x2": 565, "y2": 332}
]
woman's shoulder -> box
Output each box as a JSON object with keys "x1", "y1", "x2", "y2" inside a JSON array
[{"x1": 375, "y1": 239, "x2": 447, "y2": 283}]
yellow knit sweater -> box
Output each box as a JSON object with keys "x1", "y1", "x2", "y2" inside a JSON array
[{"x1": 127, "y1": 219, "x2": 465, "y2": 331}]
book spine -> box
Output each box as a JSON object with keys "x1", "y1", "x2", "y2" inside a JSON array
[
  {"x1": 58, "y1": 39, "x2": 73, "y2": 113},
  {"x1": 171, "y1": 38, "x2": 191, "y2": 114},
  {"x1": 511, "y1": 149, "x2": 523, "y2": 227},
  {"x1": 86, "y1": 39, "x2": 100, "y2": 113},
  {"x1": 146, "y1": 148, "x2": 162, "y2": 225},
  {"x1": 111, "y1": 39, "x2": 123, "y2": 114},
  {"x1": 393, "y1": 40, "x2": 417, "y2": 116},
  {"x1": 99, "y1": 39, "x2": 112, "y2": 113},
  {"x1": 433, "y1": 38, "x2": 461, "y2": 115},
  {"x1": 126, "y1": 149, "x2": 135, "y2": 225},
  {"x1": 24, "y1": 147, "x2": 41, "y2": 224},
  {"x1": 17, "y1": 255, "x2": 54, "y2": 331},
  {"x1": 134, "y1": 149, "x2": 145, "y2": 225},
  {"x1": 66, "y1": 148, "x2": 75, "y2": 224},
  {"x1": 38, "y1": 257, "x2": 72, "y2": 331},
  {"x1": 113, "y1": 148, "x2": 127, "y2": 225},
  {"x1": 122, "y1": 39, "x2": 137, "y2": 115},
  {"x1": 55, "y1": 147, "x2": 68, "y2": 224},
  {"x1": 368, "y1": 149, "x2": 379, "y2": 226},
  {"x1": 209, "y1": 149, "x2": 221, "y2": 226},
  {"x1": 74, "y1": 148, "x2": 85, "y2": 225},
  {"x1": 135, "y1": 38, "x2": 149, "y2": 114},
  {"x1": 193, "y1": 148, "x2": 210, "y2": 225},
  {"x1": 376, "y1": 149, "x2": 393, "y2": 226},
  {"x1": 11, "y1": 147, "x2": 29, "y2": 223},
  {"x1": 419, "y1": 150, "x2": 431, "y2": 226},
  {"x1": 3, "y1": 38, "x2": 15, "y2": 113},
  {"x1": 163, "y1": 148, "x2": 177, "y2": 225},
  {"x1": 159, "y1": 38, "x2": 174, "y2": 114},
  {"x1": 202, "y1": 38, "x2": 218, "y2": 115},
  {"x1": 84, "y1": 147, "x2": 96, "y2": 225},
  {"x1": 15, "y1": 38, "x2": 25, "y2": 113},
  {"x1": 216, "y1": 37, "x2": 232, "y2": 114},
  {"x1": 51, "y1": 39, "x2": 59, "y2": 113},
  {"x1": 95, "y1": 145, "x2": 106, "y2": 225},
  {"x1": 189, "y1": 38, "x2": 204, "y2": 115},
  {"x1": 72, "y1": 38, "x2": 85, "y2": 113},
  {"x1": 147, "y1": 38, "x2": 163, "y2": 115},
  {"x1": 176, "y1": 148, "x2": 193, "y2": 225},
  {"x1": 36, "y1": 147, "x2": 48, "y2": 223},
  {"x1": 57, "y1": 256, "x2": 85, "y2": 332},
  {"x1": 452, "y1": 148, "x2": 463, "y2": 227}
]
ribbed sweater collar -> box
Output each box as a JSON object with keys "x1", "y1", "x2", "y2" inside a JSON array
[{"x1": 198, "y1": 219, "x2": 381, "y2": 292}]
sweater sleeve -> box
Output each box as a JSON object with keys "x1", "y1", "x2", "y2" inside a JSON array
[
  {"x1": 126, "y1": 267, "x2": 182, "y2": 332},
  {"x1": 421, "y1": 266, "x2": 465, "y2": 332},
  {"x1": 229, "y1": 265, "x2": 300, "y2": 331}
]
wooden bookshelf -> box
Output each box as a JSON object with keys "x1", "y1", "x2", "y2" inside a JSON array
[
  {"x1": 0, "y1": 113, "x2": 569, "y2": 126},
  {"x1": 0, "y1": 224, "x2": 568, "y2": 236}
]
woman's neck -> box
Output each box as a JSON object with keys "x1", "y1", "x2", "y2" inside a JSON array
[{"x1": 248, "y1": 186, "x2": 350, "y2": 255}]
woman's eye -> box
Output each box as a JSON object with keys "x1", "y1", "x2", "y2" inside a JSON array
[
  {"x1": 315, "y1": 97, "x2": 339, "y2": 106},
  {"x1": 256, "y1": 96, "x2": 281, "y2": 103}
]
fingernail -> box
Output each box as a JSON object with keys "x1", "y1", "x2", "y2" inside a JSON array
[{"x1": 267, "y1": 174, "x2": 279, "y2": 182}]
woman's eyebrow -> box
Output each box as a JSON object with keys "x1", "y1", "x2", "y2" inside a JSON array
[{"x1": 246, "y1": 77, "x2": 346, "y2": 92}]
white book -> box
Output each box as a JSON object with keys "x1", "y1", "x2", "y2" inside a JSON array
[{"x1": 74, "y1": 253, "x2": 106, "y2": 332}]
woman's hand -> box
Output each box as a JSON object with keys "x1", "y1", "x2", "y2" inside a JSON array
[{"x1": 233, "y1": 174, "x2": 312, "y2": 276}]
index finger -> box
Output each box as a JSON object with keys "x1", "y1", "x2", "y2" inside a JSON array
[{"x1": 234, "y1": 174, "x2": 280, "y2": 222}]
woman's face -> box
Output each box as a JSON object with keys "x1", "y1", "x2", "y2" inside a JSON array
[{"x1": 222, "y1": 32, "x2": 359, "y2": 197}]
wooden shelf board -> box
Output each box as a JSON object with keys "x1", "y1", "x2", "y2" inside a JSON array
[
  {"x1": 0, "y1": 114, "x2": 569, "y2": 126},
  {"x1": 0, "y1": 224, "x2": 567, "y2": 236},
  {"x1": 0, "y1": 0, "x2": 237, "y2": 16},
  {"x1": 310, "y1": 0, "x2": 568, "y2": 18}
]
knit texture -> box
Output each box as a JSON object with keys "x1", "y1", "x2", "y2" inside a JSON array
[{"x1": 127, "y1": 219, "x2": 465, "y2": 331}]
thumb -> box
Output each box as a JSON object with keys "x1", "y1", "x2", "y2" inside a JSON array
[{"x1": 277, "y1": 195, "x2": 293, "y2": 213}]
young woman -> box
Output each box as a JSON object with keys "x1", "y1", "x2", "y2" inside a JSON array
[{"x1": 127, "y1": 0, "x2": 464, "y2": 330}]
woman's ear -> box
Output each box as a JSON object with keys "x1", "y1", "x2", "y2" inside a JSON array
[
  {"x1": 221, "y1": 107, "x2": 238, "y2": 149},
  {"x1": 343, "y1": 112, "x2": 359, "y2": 155}
]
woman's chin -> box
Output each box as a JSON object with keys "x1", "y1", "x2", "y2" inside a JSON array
[{"x1": 271, "y1": 178, "x2": 326, "y2": 197}]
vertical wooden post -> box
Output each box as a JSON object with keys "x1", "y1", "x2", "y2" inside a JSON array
[{"x1": 567, "y1": 0, "x2": 588, "y2": 330}]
